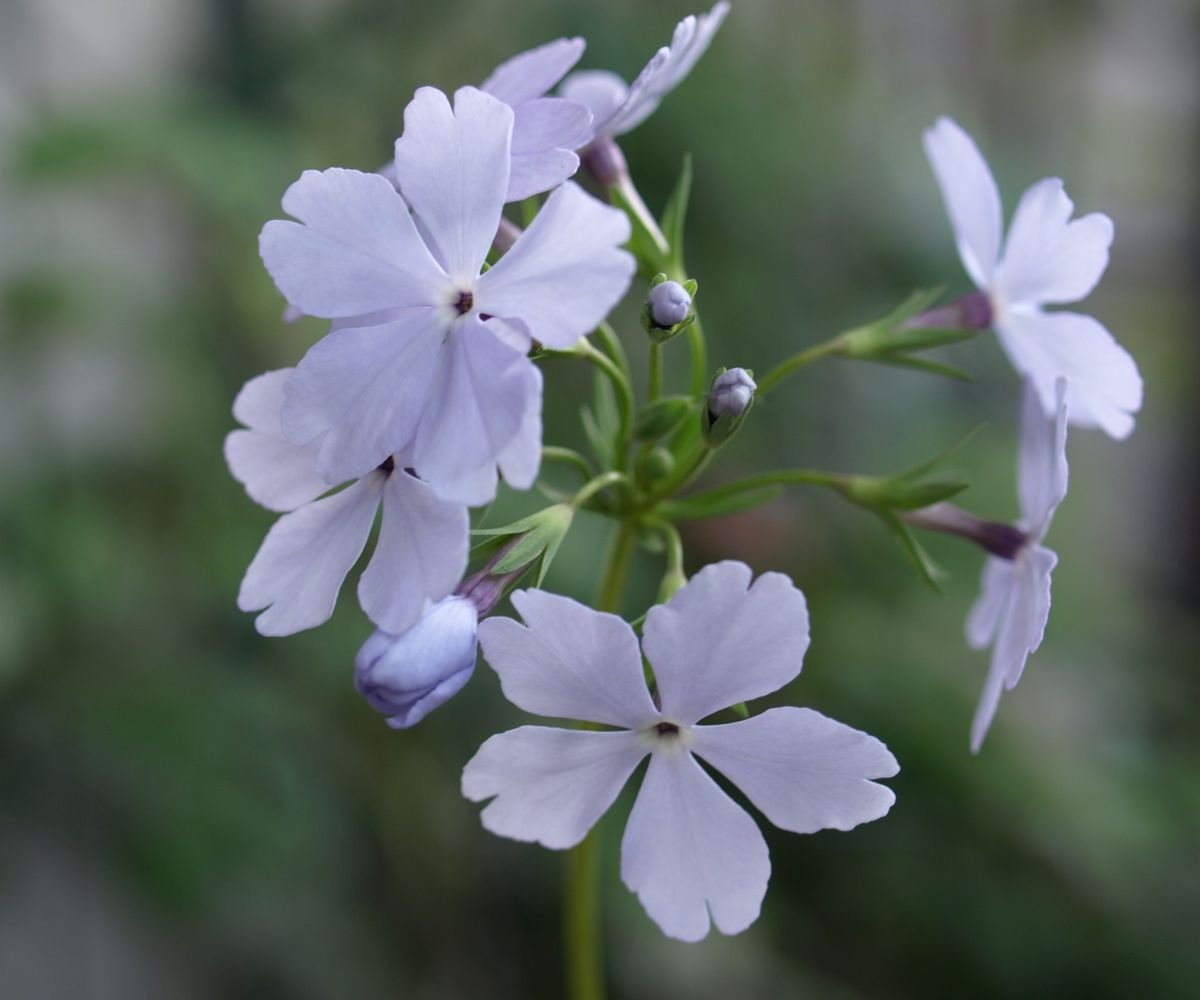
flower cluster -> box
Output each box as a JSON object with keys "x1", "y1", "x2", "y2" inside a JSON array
[{"x1": 224, "y1": 2, "x2": 1140, "y2": 966}]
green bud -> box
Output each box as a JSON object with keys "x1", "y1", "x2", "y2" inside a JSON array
[
  {"x1": 633, "y1": 395, "x2": 696, "y2": 441},
  {"x1": 638, "y1": 446, "x2": 676, "y2": 489}
]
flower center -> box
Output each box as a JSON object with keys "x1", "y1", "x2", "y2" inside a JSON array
[
  {"x1": 655, "y1": 721, "x2": 680, "y2": 737},
  {"x1": 454, "y1": 290, "x2": 474, "y2": 315}
]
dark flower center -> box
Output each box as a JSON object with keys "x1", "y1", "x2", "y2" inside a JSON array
[
  {"x1": 655, "y1": 722, "x2": 680, "y2": 737},
  {"x1": 455, "y1": 290, "x2": 474, "y2": 315}
]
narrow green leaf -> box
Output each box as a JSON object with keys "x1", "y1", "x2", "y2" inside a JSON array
[
  {"x1": 880, "y1": 511, "x2": 947, "y2": 593},
  {"x1": 879, "y1": 354, "x2": 976, "y2": 381},
  {"x1": 658, "y1": 485, "x2": 784, "y2": 521},
  {"x1": 660, "y1": 153, "x2": 693, "y2": 269}
]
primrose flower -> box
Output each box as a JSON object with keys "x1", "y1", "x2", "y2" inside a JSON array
[
  {"x1": 561, "y1": 2, "x2": 730, "y2": 145},
  {"x1": 260, "y1": 85, "x2": 634, "y2": 503},
  {"x1": 463, "y1": 561, "x2": 898, "y2": 942},
  {"x1": 226, "y1": 369, "x2": 471, "y2": 637},
  {"x1": 965, "y1": 378, "x2": 1069, "y2": 752},
  {"x1": 923, "y1": 116, "x2": 1142, "y2": 439},
  {"x1": 479, "y1": 37, "x2": 593, "y2": 201}
]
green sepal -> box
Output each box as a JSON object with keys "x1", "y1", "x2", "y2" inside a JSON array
[
  {"x1": 729, "y1": 702, "x2": 749, "y2": 720},
  {"x1": 879, "y1": 511, "x2": 947, "y2": 593},
  {"x1": 471, "y1": 504, "x2": 576, "y2": 587},
  {"x1": 657, "y1": 484, "x2": 783, "y2": 521},
  {"x1": 660, "y1": 153, "x2": 693, "y2": 273},
  {"x1": 845, "y1": 470, "x2": 970, "y2": 512},
  {"x1": 634, "y1": 395, "x2": 697, "y2": 441}
]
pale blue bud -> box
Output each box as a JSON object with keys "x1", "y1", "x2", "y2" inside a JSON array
[
  {"x1": 647, "y1": 280, "x2": 692, "y2": 328},
  {"x1": 708, "y1": 367, "x2": 756, "y2": 418},
  {"x1": 354, "y1": 596, "x2": 478, "y2": 729}
]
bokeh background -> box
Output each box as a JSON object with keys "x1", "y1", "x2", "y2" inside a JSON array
[{"x1": 2, "y1": 0, "x2": 1198, "y2": 996}]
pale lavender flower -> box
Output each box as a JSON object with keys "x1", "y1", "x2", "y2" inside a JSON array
[
  {"x1": 965, "y1": 378, "x2": 1069, "y2": 752},
  {"x1": 259, "y1": 86, "x2": 634, "y2": 504},
  {"x1": 463, "y1": 561, "x2": 898, "y2": 942},
  {"x1": 560, "y1": 2, "x2": 731, "y2": 144},
  {"x1": 355, "y1": 596, "x2": 479, "y2": 729},
  {"x1": 479, "y1": 37, "x2": 593, "y2": 201},
  {"x1": 225, "y1": 369, "x2": 469, "y2": 637},
  {"x1": 924, "y1": 116, "x2": 1142, "y2": 439}
]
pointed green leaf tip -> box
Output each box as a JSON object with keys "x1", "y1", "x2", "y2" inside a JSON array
[{"x1": 472, "y1": 504, "x2": 575, "y2": 587}]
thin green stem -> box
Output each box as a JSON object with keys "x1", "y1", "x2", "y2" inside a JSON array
[
  {"x1": 647, "y1": 341, "x2": 663, "y2": 402},
  {"x1": 594, "y1": 322, "x2": 630, "y2": 382},
  {"x1": 541, "y1": 341, "x2": 635, "y2": 473},
  {"x1": 755, "y1": 336, "x2": 846, "y2": 396},
  {"x1": 564, "y1": 521, "x2": 639, "y2": 1000},
  {"x1": 542, "y1": 446, "x2": 595, "y2": 482},
  {"x1": 570, "y1": 470, "x2": 630, "y2": 511},
  {"x1": 685, "y1": 314, "x2": 709, "y2": 397},
  {"x1": 656, "y1": 468, "x2": 851, "y2": 518},
  {"x1": 615, "y1": 174, "x2": 670, "y2": 257}
]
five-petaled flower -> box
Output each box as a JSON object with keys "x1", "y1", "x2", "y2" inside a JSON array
[
  {"x1": 965, "y1": 378, "x2": 1069, "y2": 752},
  {"x1": 226, "y1": 369, "x2": 474, "y2": 637},
  {"x1": 463, "y1": 561, "x2": 898, "y2": 941},
  {"x1": 924, "y1": 116, "x2": 1142, "y2": 439},
  {"x1": 259, "y1": 85, "x2": 634, "y2": 504}
]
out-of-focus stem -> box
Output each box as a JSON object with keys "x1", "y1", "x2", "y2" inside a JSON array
[{"x1": 756, "y1": 336, "x2": 845, "y2": 396}]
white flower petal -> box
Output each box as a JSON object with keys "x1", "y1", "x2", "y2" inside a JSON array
[
  {"x1": 281, "y1": 309, "x2": 444, "y2": 485},
  {"x1": 259, "y1": 168, "x2": 445, "y2": 317},
  {"x1": 965, "y1": 557, "x2": 1013, "y2": 651},
  {"x1": 642, "y1": 561, "x2": 810, "y2": 726},
  {"x1": 236, "y1": 473, "x2": 384, "y2": 637},
  {"x1": 462, "y1": 726, "x2": 646, "y2": 849},
  {"x1": 225, "y1": 370, "x2": 327, "y2": 512},
  {"x1": 996, "y1": 178, "x2": 1113, "y2": 306},
  {"x1": 585, "y1": 2, "x2": 730, "y2": 140},
  {"x1": 412, "y1": 318, "x2": 538, "y2": 503},
  {"x1": 357, "y1": 470, "x2": 469, "y2": 634},
  {"x1": 996, "y1": 309, "x2": 1142, "y2": 440},
  {"x1": 477, "y1": 182, "x2": 633, "y2": 350},
  {"x1": 506, "y1": 98, "x2": 591, "y2": 201},
  {"x1": 481, "y1": 37, "x2": 585, "y2": 107},
  {"x1": 692, "y1": 707, "x2": 898, "y2": 834},
  {"x1": 392, "y1": 86, "x2": 512, "y2": 282},
  {"x1": 970, "y1": 545, "x2": 1057, "y2": 752},
  {"x1": 477, "y1": 589, "x2": 660, "y2": 729},
  {"x1": 1017, "y1": 376, "x2": 1069, "y2": 538},
  {"x1": 922, "y1": 116, "x2": 1003, "y2": 288},
  {"x1": 559, "y1": 70, "x2": 629, "y2": 140},
  {"x1": 620, "y1": 748, "x2": 769, "y2": 942},
  {"x1": 497, "y1": 365, "x2": 543, "y2": 490}
]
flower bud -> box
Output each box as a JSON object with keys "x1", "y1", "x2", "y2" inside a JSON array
[
  {"x1": 647, "y1": 280, "x2": 692, "y2": 329},
  {"x1": 702, "y1": 367, "x2": 756, "y2": 446},
  {"x1": 354, "y1": 596, "x2": 478, "y2": 729},
  {"x1": 708, "y1": 367, "x2": 756, "y2": 418}
]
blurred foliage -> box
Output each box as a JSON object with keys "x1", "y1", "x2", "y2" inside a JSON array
[{"x1": 1, "y1": 0, "x2": 1198, "y2": 997}]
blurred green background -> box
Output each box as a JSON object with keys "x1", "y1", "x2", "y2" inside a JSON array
[{"x1": 2, "y1": 0, "x2": 1198, "y2": 996}]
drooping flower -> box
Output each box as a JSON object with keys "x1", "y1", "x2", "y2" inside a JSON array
[
  {"x1": 226, "y1": 369, "x2": 471, "y2": 637},
  {"x1": 463, "y1": 561, "x2": 898, "y2": 942},
  {"x1": 479, "y1": 37, "x2": 593, "y2": 201},
  {"x1": 560, "y1": 2, "x2": 731, "y2": 145},
  {"x1": 923, "y1": 116, "x2": 1142, "y2": 439},
  {"x1": 259, "y1": 85, "x2": 634, "y2": 503},
  {"x1": 964, "y1": 378, "x2": 1069, "y2": 752},
  {"x1": 355, "y1": 595, "x2": 479, "y2": 729}
]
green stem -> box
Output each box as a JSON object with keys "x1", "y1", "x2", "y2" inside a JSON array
[
  {"x1": 755, "y1": 336, "x2": 845, "y2": 396},
  {"x1": 542, "y1": 341, "x2": 635, "y2": 473},
  {"x1": 685, "y1": 314, "x2": 709, "y2": 397},
  {"x1": 657, "y1": 468, "x2": 851, "y2": 516},
  {"x1": 647, "y1": 341, "x2": 663, "y2": 402},
  {"x1": 615, "y1": 174, "x2": 670, "y2": 257},
  {"x1": 542, "y1": 446, "x2": 595, "y2": 482},
  {"x1": 594, "y1": 322, "x2": 631, "y2": 382},
  {"x1": 564, "y1": 521, "x2": 638, "y2": 1000},
  {"x1": 570, "y1": 470, "x2": 630, "y2": 511}
]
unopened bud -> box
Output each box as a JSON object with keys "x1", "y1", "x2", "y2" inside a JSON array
[
  {"x1": 647, "y1": 280, "x2": 692, "y2": 329},
  {"x1": 708, "y1": 367, "x2": 756, "y2": 418},
  {"x1": 902, "y1": 502, "x2": 1027, "y2": 560},
  {"x1": 702, "y1": 367, "x2": 756, "y2": 446},
  {"x1": 354, "y1": 596, "x2": 478, "y2": 729}
]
